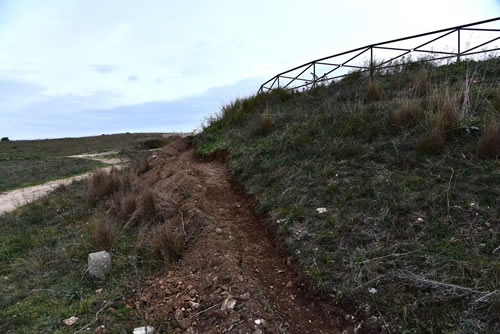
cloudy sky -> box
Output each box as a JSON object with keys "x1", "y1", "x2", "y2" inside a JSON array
[{"x1": 1, "y1": 0, "x2": 499, "y2": 139}]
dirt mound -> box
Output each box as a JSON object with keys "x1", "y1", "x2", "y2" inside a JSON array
[{"x1": 128, "y1": 138, "x2": 366, "y2": 333}]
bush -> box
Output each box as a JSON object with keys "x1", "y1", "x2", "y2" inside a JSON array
[
  {"x1": 151, "y1": 223, "x2": 184, "y2": 265},
  {"x1": 428, "y1": 89, "x2": 459, "y2": 132},
  {"x1": 366, "y1": 79, "x2": 383, "y2": 101},
  {"x1": 477, "y1": 119, "x2": 500, "y2": 158},
  {"x1": 1, "y1": 137, "x2": 9, "y2": 142},
  {"x1": 417, "y1": 127, "x2": 445, "y2": 154},
  {"x1": 91, "y1": 217, "x2": 115, "y2": 251},
  {"x1": 87, "y1": 169, "x2": 116, "y2": 205},
  {"x1": 260, "y1": 111, "x2": 272, "y2": 135},
  {"x1": 392, "y1": 98, "x2": 423, "y2": 128},
  {"x1": 411, "y1": 69, "x2": 430, "y2": 97}
]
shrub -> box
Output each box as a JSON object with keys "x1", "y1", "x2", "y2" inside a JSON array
[
  {"x1": 366, "y1": 79, "x2": 383, "y2": 101},
  {"x1": 123, "y1": 188, "x2": 159, "y2": 230},
  {"x1": 110, "y1": 190, "x2": 137, "y2": 220},
  {"x1": 87, "y1": 169, "x2": 115, "y2": 205},
  {"x1": 477, "y1": 119, "x2": 500, "y2": 158},
  {"x1": 125, "y1": 152, "x2": 152, "y2": 175},
  {"x1": 412, "y1": 69, "x2": 430, "y2": 97},
  {"x1": 91, "y1": 217, "x2": 115, "y2": 251},
  {"x1": 260, "y1": 111, "x2": 272, "y2": 135},
  {"x1": 417, "y1": 127, "x2": 445, "y2": 154},
  {"x1": 151, "y1": 223, "x2": 184, "y2": 265},
  {"x1": 428, "y1": 89, "x2": 459, "y2": 131},
  {"x1": 1, "y1": 137, "x2": 9, "y2": 142},
  {"x1": 392, "y1": 98, "x2": 423, "y2": 127}
]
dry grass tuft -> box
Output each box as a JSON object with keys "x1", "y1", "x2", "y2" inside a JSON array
[
  {"x1": 428, "y1": 89, "x2": 460, "y2": 132},
  {"x1": 87, "y1": 169, "x2": 115, "y2": 205},
  {"x1": 123, "y1": 188, "x2": 159, "y2": 230},
  {"x1": 260, "y1": 111, "x2": 272, "y2": 135},
  {"x1": 366, "y1": 79, "x2": 383, "y2": 101},
  {"x1": 477, "y1": 119, "x2": 500, "y2": 158},
  {"x1": 91, "y1": 217, "x2": 115, "y2": 251},
  {"x1": 412, "y1": 69, "x2": 430, "y2": 97},
  {"x1": 392, "y1": 98, "x2": 423, "y2": 127},
  {"x1": 110, "y1": 190, "x2": 137, "y2": 220},
  {"x1": 151, "y1": 223, "x2": 184, "y2": 265},
  {"x1": 417, "y1": 127, "x2": 445, "y2": 154}
]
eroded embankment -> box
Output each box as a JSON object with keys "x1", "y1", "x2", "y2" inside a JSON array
[{"x1": 127, "y1": 138, "x2": 369, "y2": 333}]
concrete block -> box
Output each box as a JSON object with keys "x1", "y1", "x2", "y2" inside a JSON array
[{"x1": 88, "y1": 251, "x2": 111, "y2": 278}]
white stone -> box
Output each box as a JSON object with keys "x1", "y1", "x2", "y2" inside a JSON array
[
  {"x1": 62, "y1": 316, "x2": 79, "y2": 326},
  {"x1": 88, "y1": 251, "x2": 112, "y2": 279},
  {"x1": 133, "y1": 326, "x2": 155, "y2": 334},
  {"x1": 316, "y1": 207, "x2": 327, "y2": 214},
  {"x1": 368, "y1": 288, "x2": 378, "y2": 294},
  {"x1": 220, "y1": 296, "x2": 236, "y2": 311}
]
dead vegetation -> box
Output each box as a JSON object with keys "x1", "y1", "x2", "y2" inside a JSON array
[{"x1": 477, "y1": 118, "x2": 500, "y2": 157}]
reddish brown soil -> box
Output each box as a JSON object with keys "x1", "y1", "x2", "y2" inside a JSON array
[{"x1": 130, "y1": 139, "x2": 353, "y2": 333}]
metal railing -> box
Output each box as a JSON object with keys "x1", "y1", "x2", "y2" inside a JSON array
[{"x1": 258, "y1": 17, "x2": 500, "y2": 93}]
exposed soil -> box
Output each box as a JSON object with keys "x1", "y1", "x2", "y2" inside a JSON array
[{"x1": 128, "y1": 138, "x2": 364, "y2": 334}]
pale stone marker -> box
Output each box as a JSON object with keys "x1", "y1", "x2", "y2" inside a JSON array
[{"x1": 88, "y1": 251, "x2": 111, "y2": 278}]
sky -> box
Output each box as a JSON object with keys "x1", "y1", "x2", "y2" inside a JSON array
[{"x1": 0, "y1": 0, "x2": 499, "y2": 139}]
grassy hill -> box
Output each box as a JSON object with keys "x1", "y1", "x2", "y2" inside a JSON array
[{"x1": 194, "y1": 58, "x2": 500, "y2": 333}]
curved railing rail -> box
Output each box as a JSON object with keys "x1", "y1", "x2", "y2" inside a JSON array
[{"x1": 258, "y1": 17, "x2": 500, "y2": 93}]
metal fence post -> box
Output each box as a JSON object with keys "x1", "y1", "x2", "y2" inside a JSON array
[{"x1": 457, "y1": 28, "x2": 461, "y2": 62}]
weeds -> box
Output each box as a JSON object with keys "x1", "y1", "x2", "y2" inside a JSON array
[
  {"x1": 260, "y1": 111, "x2": 273, "y2": 135},
  {"x1": 151, "y1": 223, "x2": 184, "y2": 265},
  {"x1": 87, "y1": 169, "x2": 116, "y2": 205},
  {"x1": 91, "y1": 216, "x2": 116, "y2": 251},
  {"x1": 392, "y1": 98, "x2": 423, "y2": 128},
  {"x1": 366, "y1": 78, "x2": 383, "y2": 101},
  {"x1": 411, "y1": 68, "x2": 430, "y2": 97},
  {"x1": 477, "y1": 119, "x2": 500, "y2": 158}
]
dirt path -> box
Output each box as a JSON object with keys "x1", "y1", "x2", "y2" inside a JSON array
[
  {"x1": 0, "y1": 166, "x2": 116, "y2": 215},
  {"x1": 0, "y1": 151, "x2": 123, "y2": 215},
  {"x1": 130, "y1": 140, "x2": 351, "y2": 333}
]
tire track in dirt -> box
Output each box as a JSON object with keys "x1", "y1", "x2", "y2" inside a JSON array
[{"x1": 132, "y1": 140, "x2": 345, "y2": 333}]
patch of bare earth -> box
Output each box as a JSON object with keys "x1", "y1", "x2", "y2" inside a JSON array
[{"x1": 128, "y1": 139, "x2": 357, "y2": 334}]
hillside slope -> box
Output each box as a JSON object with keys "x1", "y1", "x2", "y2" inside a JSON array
[{"x1": 194, "y1": 58, "x2": 500, "y2": 333}]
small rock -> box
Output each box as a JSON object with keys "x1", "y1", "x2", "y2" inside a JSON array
[
  {"x1": 189, "y1": 301, "x2": 200, "y2": 310},
  {"x1": 95, "y1": 325, "x2": 105, "y2": 333},
  {"x1": 236, "y1": 274, "x2": 244, "y2": 282},
  {"x1": 215, "y1": 227, "x2": 223, "y2": 235},
  {"x1": 62, "y1": 316, "x2": 78, "y2": 326},
  {"x1": 220, "y1": 296, "x2": 237, "y2": 311},
  {"x1": 239, "y1": 292, "x2": 250, "y2": 301},
  {"x1": 175, "y1": 309, "x2": 191, "y2": 329},
  {"x1": 95, "y1": 288, "x2": 103, "y2": 294},
  {"x1": 254, "y1": 319, "x2": 263, "y2": 325},
  {"x1": 368, "y1": 288, "x2": 377, "y2": 294},
  {"x1": 285, "y1": 281, "x2": 293, "y2": 288},
  {"x1": 88, "y1": 251, "x2": 112, "y2": 279},
  {"x1": 133, "y1": 326, "x2": 156, "y2": 334},
  {"x1": 316, "y1": 207, "x2": 328, "y2": 214}
]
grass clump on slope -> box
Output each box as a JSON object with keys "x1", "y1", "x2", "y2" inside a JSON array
[{"x1": 195, "y1": 58, "x2": 500, "y2": 333}]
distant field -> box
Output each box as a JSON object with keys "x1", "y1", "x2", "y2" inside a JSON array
[{"x1": 0, "y1": 133, "x2": 173, "y2": 192}]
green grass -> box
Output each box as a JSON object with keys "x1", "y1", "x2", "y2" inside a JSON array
[
  {"x1": 0, "y1": 180, "x2": 163, "y2": 333},
  {"x1": 0, "y1": 158, "x2": 104, "y2": 192},
  {"x1": 194, "y1": 57, "x2": 500, "y2": 333},
  {"x1": 0, "y1": 133, "x2": 170, "y2": 192}
]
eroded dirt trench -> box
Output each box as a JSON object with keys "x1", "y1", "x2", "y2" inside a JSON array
[{"x1": 132, "y1": 139, "x2": 345, "y2": 333}]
